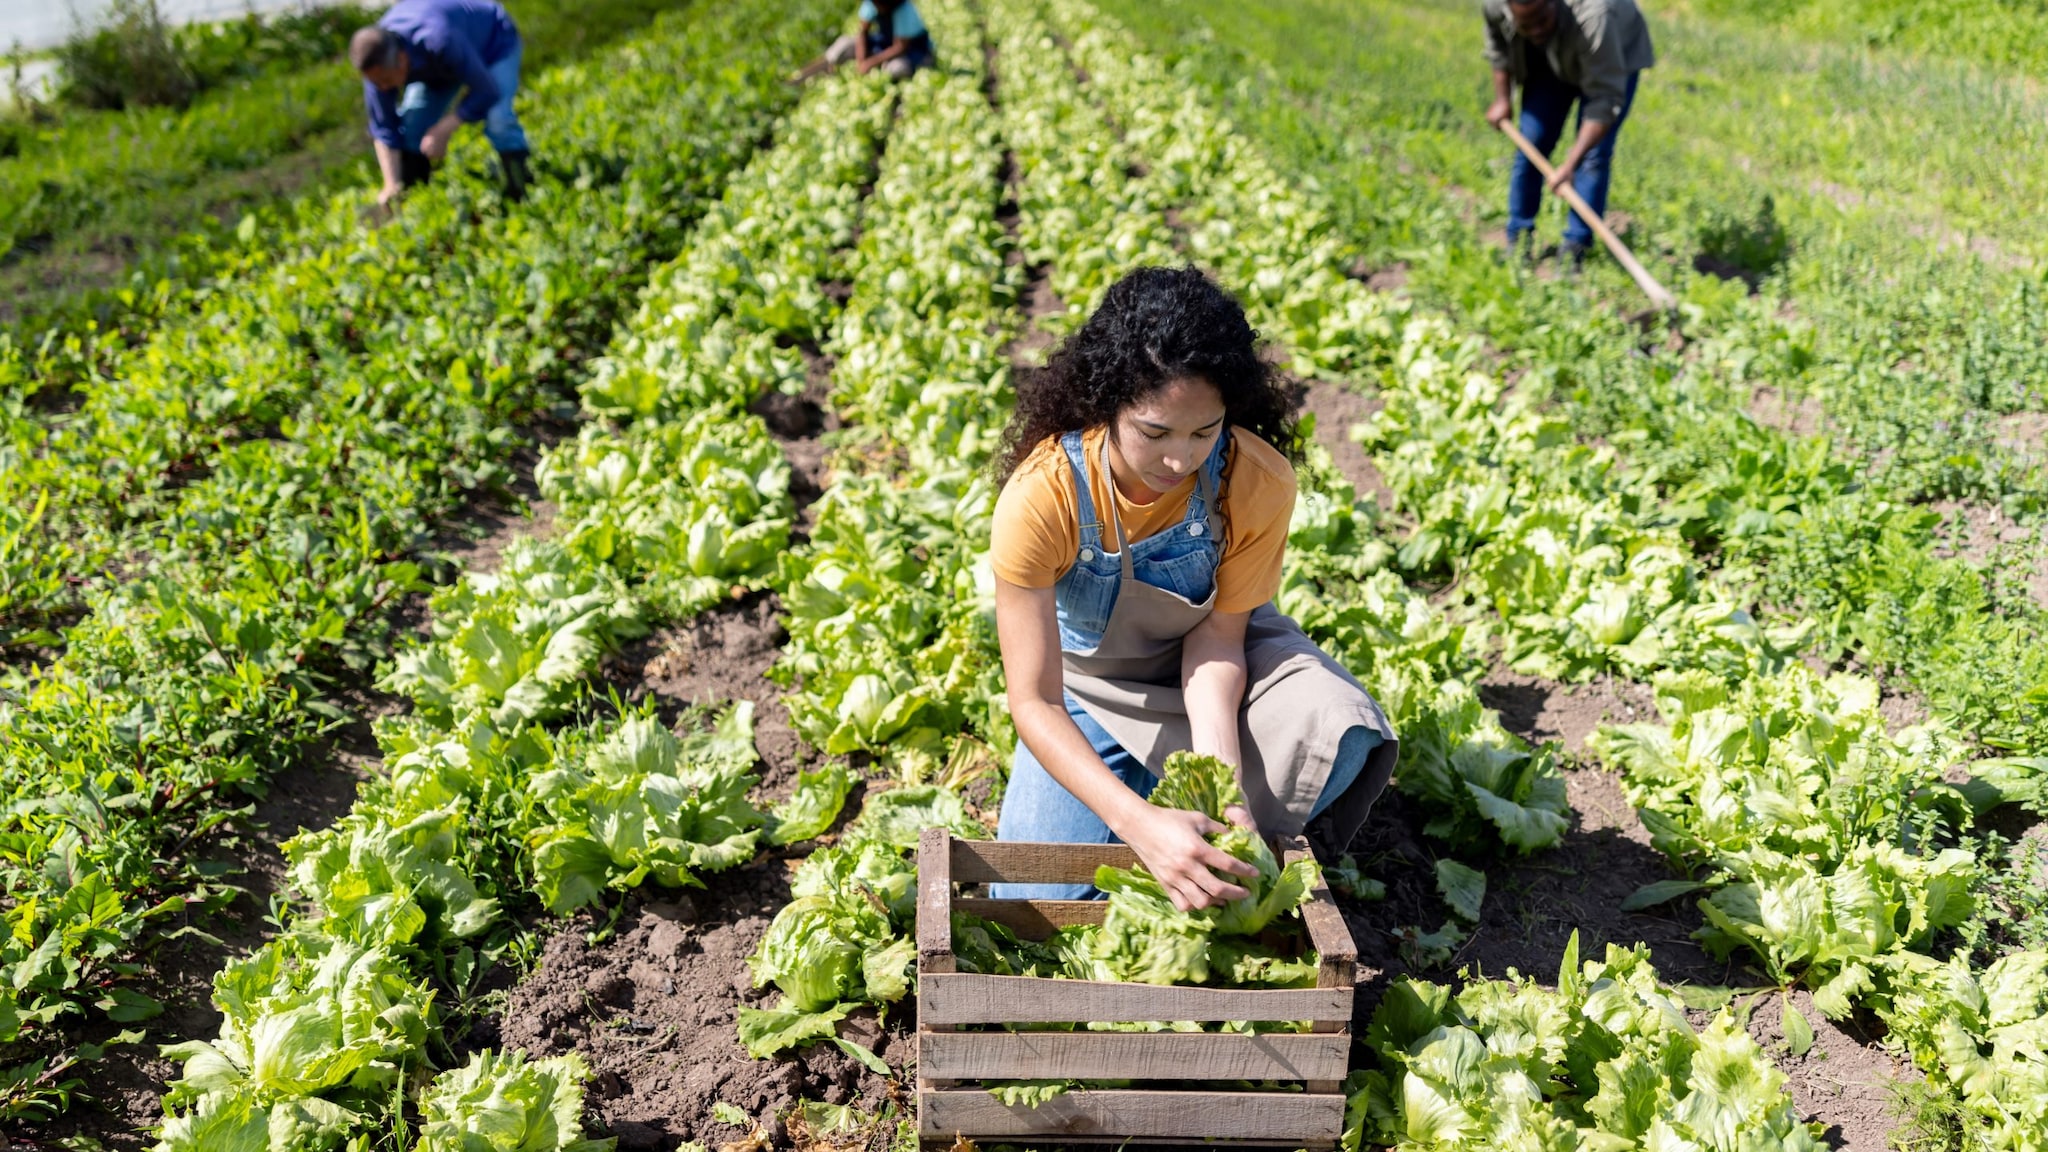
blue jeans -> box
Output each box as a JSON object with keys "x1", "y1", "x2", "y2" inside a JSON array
[
  {"x1": 1507, "y1": 55, "x2": 1639, "y2": 249},
  {"x1": 398, "y1": 43, "x2": 529, "y2": 155},
  {"x1": 990, "y1": 694, "x2": 1383, "y2": 900}
]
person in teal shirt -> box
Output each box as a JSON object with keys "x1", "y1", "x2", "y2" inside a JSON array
[{"x1": 800, "y1": 0, "x2": 934, "y2": 80}]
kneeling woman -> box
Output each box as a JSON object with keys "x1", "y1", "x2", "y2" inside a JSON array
[{"x1": 989, "y1": 266, "x2": 1398, "y2": 909}]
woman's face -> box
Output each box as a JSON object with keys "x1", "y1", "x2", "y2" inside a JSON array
[{"x1": 1110, "y1": 375, "x2": 1227, "y2": 498}]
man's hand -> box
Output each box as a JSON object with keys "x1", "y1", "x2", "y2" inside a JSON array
[
  {"x1": 378, "y1": 182, "x2": 405, "y2": 209},
  {"x1": 1547, "y1": 159, "x2": 1577, "y2": 192},
  {"x1": 1118, "y1": 804, "x2": 1257, "y2": 912},
  {"x1": 1484, "y1": 97, "x2": 1513, "y2": 128},
  {"x1": 420, "y1": 112, "x2": 462, "y2": 162}
]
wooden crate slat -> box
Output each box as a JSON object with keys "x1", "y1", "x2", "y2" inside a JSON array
[
  {"x1": 950, "y1": 839, "x2": 1138, "y2": 885},
  {"x1": 919, "y1": 1030, "x2": 1350, "y2": 1081},
  {"x1": 1286, "y1": 844, "x2": 1359, "y2": 968},
  {"x1": 920, "y1": 973, "x2": 1350, "y2": 1026},
  {"x1": 953, "y1": 896, "x2": 1107, "y2": 937},
  {"x1": 917, "y1": 828, "x2": 957, "y2": 974},
  {"x1": 917, "y1": 1087, "x2": 1345, "y2": 1142}
]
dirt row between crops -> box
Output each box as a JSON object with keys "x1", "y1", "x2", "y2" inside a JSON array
[{"x1": 460, "y1": 67, "x2": 957, "y2": 1149}]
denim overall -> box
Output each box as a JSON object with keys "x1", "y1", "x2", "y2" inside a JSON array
[{"x1": 994, "y1": 430, "x2": 1399, "y2": 900}]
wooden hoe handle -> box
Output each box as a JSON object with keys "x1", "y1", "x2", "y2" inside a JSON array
[{"x1": 1496, "y1": 119, "x2": 1676, "y2": 310}]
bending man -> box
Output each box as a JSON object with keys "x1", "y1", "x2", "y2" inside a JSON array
[
  {"x1": 808, "y1": 0, "x2": 934, "y2": 80},
  {"x1": 351, "y1": 0, "x2": 532, "y2": 207},
  {"x1": 1482, "y1": 0, "x2": 1654, "y2": 263}
]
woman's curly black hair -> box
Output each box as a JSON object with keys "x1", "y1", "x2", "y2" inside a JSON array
[{"x1": 998, "y1": 265, "x2": 1302, "y2": 483}]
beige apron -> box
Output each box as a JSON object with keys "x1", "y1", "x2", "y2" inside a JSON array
[{"x1": 1060, "y1": 435, "x2": 1398, "y2": 857}]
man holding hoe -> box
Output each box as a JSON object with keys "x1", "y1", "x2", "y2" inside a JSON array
[
  {"x1": 350, "y1": 0, "x2": 532, "y2": 209},
  {"x1": 1482, "y1": 0, "x2": 1654, "y2": 265}
]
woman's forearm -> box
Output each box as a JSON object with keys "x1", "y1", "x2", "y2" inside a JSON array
[
  {"x1": 1182, "y1": 617, "x2": 1248, "y2": 765},
  {"x1": 1010, "y1": 694, "x2": 1148, "y2": 835}
]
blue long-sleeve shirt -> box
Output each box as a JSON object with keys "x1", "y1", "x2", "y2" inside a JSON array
[{"x1": 364, "y1": 0, "x2": 521, "y2": 147}]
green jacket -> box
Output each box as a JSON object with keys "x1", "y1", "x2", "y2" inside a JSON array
[{"x1": 1483, "y1": 0, "x2": 1655, "y2": 124}]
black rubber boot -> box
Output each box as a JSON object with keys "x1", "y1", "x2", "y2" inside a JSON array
[
  {"x1": 499, "y1": 149, "x2": 532, "y2": 203},
  {"x1": 399, "y1": 148, "x2": 434, "y2": 189}
]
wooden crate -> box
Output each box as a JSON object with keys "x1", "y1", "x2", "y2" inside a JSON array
[{"x1": 914, "y1": 830, "x2": 1357, "y2": 1147}]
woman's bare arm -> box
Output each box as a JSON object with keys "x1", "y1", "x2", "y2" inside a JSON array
[
  {"x1": 997, "y1": 577, "x2": 1253, "y2": 910},
  {"x1": 1181, "y1": 606, "x2": 1253, "y2": 829}
]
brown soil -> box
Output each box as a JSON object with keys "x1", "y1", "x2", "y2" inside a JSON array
[
  {"x1": 1878, "y1": 686, "x2": 1931, "y2": 734},
  {"x1": 1338, "y1": 760, "x2": 1729, "y2": 1006},
  {"x1": 1995, "y1": 410, "x2": 2047, "y2": 457},
  {"x1": 1365, "y1": 266, "x2": 1409, "y2": 292},
  {"x1": 1928, "y1": 499, "x2": 2048, "y2": 610},
  {"x1": 1930, "y1": 499, "x2": 2036, "y2": 565},
  {"x1": 751, "y1": 358, "x2": 841, "y2": 538},
  {"x1": 1743, "y1": 990, "x2": 1914, "y2": 1152},
  {"x1": 1010, "y1": 270, "x2": 1066, "y2": 366},
  {"x1": 489, "y1": 872, "x2": 906, "y2": 1150},
  {"x1": 1341, "y1": 668, "x2": 1914, "y2": 1147},
  {"x1": 1293, "y1": 376, "x2": 1391, "y2": 512},
  {"x1": 1750, "y1": 384, "x2": 1828, "y2": 439},
  {"x1": 1477, "y1": 669, "x2": 1655, "y2": 755},
  {"x1": 605, "y1": 594, "x2": 815, "y2": 797},
  {"x1": 421, "y1": 433, "x2": 565, "y2": 581}
]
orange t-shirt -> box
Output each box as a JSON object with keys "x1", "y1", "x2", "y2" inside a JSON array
[{"x1": 990, "y1": 426, "x2": 1297, "y2": 614}]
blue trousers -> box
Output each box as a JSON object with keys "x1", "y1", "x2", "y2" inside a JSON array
[
  {"x1": 1507, "y1": 54, "x2": 1640, "y2": 248},
  {"x1": 397, "y1": 43, "x2": 529, "y2": 155},
  {"x1": 991, "y1": 695, "x2": 1381, "y2": 900}
]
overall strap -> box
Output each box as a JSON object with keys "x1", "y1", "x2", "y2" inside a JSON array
[
  {"x1": 1060, "y1": 431, "x2": 1104, "y2": 549},
  {"x1": 1097, "y1": 432, "x2": 1137, "y2": 581},
  {"x1": 1189, "y1": 428, "x2": 1228, "y2": 542}
]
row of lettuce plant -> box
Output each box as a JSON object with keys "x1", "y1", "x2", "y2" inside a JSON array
[
  {"x1": 740, "y1": 7, "x2": 1016, "y2": 1061},
  {"x1": 0, "y1": 0, "x2": 782, "y2": 647},
  {"x1": 1352, "y1": 319, "x2": 2045, "y2": 1148},
  {"x1": 0, "y1": 0, "x2": 832, "y2": 650},
  {"x1": 147, "y1": 58, "x2": 889, "y2": 1150},
  {"x1": 733, "y1": 0, "x2": 1305, "y2": 1066},
  {"x1": 0, "y1": 0, "x2": 840, "y2": 1130},
  {"x1": 1032, "y1": 2, "x2": 2042, "y2": 1148},
  {"x1": 1091, "y1": 15, "x2": 2048, "y2": 1136}
]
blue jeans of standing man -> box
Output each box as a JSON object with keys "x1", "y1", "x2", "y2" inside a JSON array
[
  {"x1": 1507, "y1": 53, "x2": 1640, "y2": 249},
  {"x1": 397, "y1": 42, "x2": 529, "y2": 154}
]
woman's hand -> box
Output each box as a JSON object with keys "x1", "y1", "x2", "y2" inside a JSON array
[{"x1": 1115, "y1": 802, "x2": 1257, "y2": 912}]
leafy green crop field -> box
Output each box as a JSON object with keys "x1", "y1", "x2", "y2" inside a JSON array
[
  {"x1": 2, "y1": 0, "x2": 2044, "y2": 1148},
  {"x1": 0, "y1": 0, "x2": 731, "y2": 332}
]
